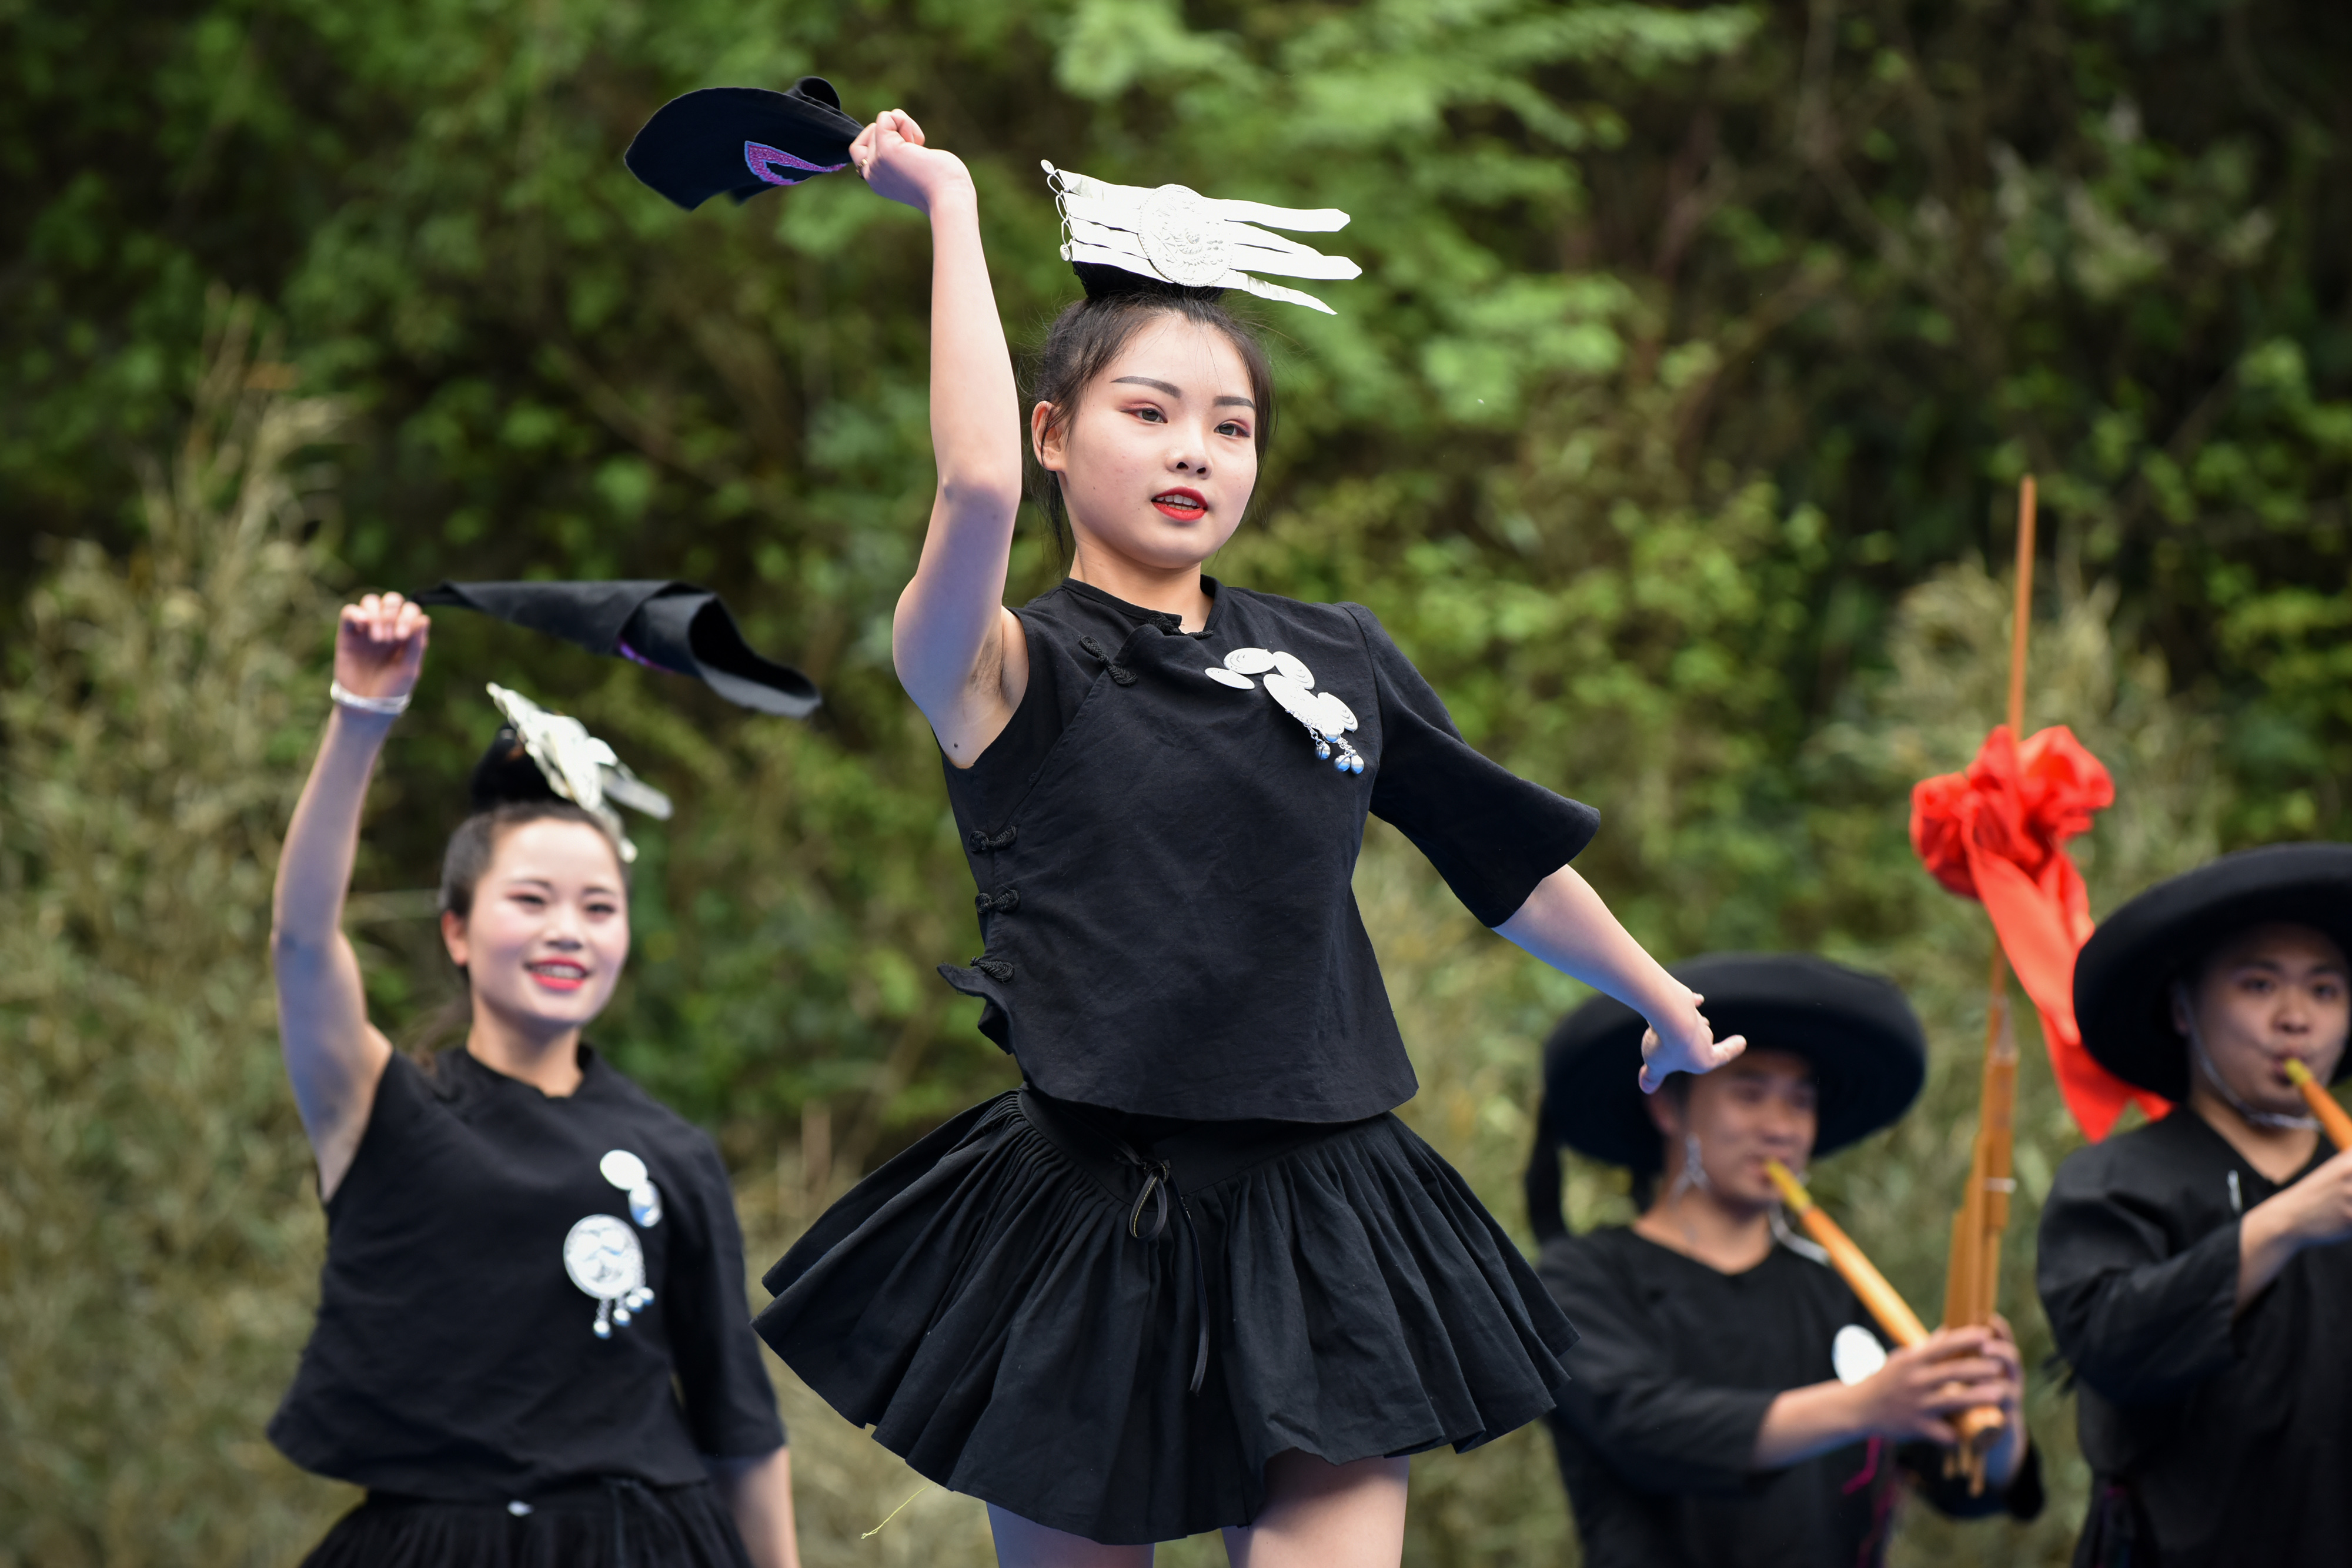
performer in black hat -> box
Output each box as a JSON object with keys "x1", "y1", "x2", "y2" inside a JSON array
[
  {"x1": 679, "y1": 101, "x2": 1748, "y2": 1563},
  {"x1": 1531, "y1": 954, "x2": 2042, "y2": 1567},
  {"x1": 265, "y1": 593, "x2": 798, "y2": 1568},
  {"x1": 2039, "y1": 843, "x2": 2352, "y2": 1566}
]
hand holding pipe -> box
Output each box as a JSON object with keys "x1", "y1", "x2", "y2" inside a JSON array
[{"x1": 1765, "y1": 1159, "x2": 2007, "y2": 1459}]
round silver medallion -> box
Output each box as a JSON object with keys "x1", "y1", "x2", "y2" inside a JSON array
[
  {"x1": 1262, "y1": 672, "x2": 1324, "y2": 727},
  {"x1": 1223, "y1": 647, "x2": 1277, "y2": 675},
  {"x1": 1311, "y1": 692, "x2": 1357, "y2": 734},
  {"x1": 599, "y1": 1149, "x2": 648, "y2": 1191},
  {"x1": 1831, "y1": 1323, "x2": 1888, "y2": 1386},
  {"x1": 562, "y1": 1213, "x2": 645, "y2": 1302},
  {"x1": 1137, "y1": 185, "x2": 1232, "y2": 288},
  {"x1": 1271, "y1": 651, "x2": 1314, "y2": 687},
  {"x1": 1203, "y1": 666, "x2": 1255, "y2": 690}
]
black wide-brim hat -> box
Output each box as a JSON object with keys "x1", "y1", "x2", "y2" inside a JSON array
[
  {"x1": 624, "y1": 78, "x2": 861, "y2": 211},
  {"x1": 417, "y1": 580, "x2": 820, "y2": 718},
  {"x1": 1539, "y1": 953, "x2": 1927, "y2": 1175},
  {"x1": 2074, "y1": 843, "x2": 2352, "y2": 1102}
]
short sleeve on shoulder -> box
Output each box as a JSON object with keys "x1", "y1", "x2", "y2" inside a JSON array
[
  {"x1": 662, "y1": 1132, "x2": 788, "y2": 1459},
  {"x1": 1344, "y1": 605, "x2": 1599, "y2": 927}
]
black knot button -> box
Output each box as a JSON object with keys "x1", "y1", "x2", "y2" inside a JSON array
[
  {"x1": 975, "y1": 887, "x2": 1021, "y2": 914},
  {"x1": 1077, "y1": 634, "x2": 1138, "y2": 686},
  {"x1": 967, "y1": 825, "x2": 1019, "y2": 854},
  {"x1": 970, "y1": 955, "x2": 1014, "y2": 982}
]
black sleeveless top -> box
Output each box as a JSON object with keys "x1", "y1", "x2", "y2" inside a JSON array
[
  {"x1": 269, "y1": 1047, "x2": 784, "y2": 1501},
  {"x1": 936, "y1": 577, "x2": 1598, "y2": 1122}
]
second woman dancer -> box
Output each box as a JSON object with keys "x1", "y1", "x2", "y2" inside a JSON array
[{"x1": 754, "y1": 109, "x2": 1744, "y2": 1566}]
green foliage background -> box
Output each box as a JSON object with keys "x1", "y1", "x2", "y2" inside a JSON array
[{"x1": 4, "y1": 0, "x2": 2348, "y2": 1562}]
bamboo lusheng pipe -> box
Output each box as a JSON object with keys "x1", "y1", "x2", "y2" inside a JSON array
[
  {"x1": 1766, "y1": 1161, "x2": 2006, "y2": 1464},
  {"x1": 1933, "y1": 475, "x2": 2039, "y2": 1494},
  {"x1": 2283, "y1": 1059, "x2": 2352, "y2": 1149}
]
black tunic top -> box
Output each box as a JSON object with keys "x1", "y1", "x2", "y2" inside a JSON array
[
  {"x1": 269, "y1": 1048, "x2": 784, "y2": 1500},
  {"x1": 2037, "y1": 1107, "x2": 2352, "y2": 1567},
  {"x1": 1541, "y1": 1228, "x2": 2041, "y2": 1568},
  {"x1": 937, "y1": 577, "x2": 1599, "y2": 1122}
]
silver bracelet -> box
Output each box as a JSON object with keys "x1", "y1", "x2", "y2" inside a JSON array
[{"x1": 330, "y1": 680, "x2": 412, "y2": 717}]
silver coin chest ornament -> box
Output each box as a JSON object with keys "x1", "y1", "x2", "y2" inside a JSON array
[
  {"x1": 1206, "y1": 648, "x2": 1364, "y2": 774},
  {"x1": 562, "y1": 1148, "x2": 664, "y2": 1339}
]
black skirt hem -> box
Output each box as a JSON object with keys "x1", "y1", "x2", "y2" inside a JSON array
[
  {"x1": 756, "y1": 1088, "x2": 1575, "y2": 1543},
  {"x1": 297, "y1": 1477, "x2": 750, "y2": 1568}
]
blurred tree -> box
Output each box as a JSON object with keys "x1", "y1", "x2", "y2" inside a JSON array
[{"x1": 0, "y1": 299, "x2": 351, "y2": 1563}]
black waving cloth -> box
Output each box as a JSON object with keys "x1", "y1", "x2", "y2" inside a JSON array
[
  {"x1": 757, "y1": 1089, "x2": 1575, "y2": 1543},
  {"x1": 2037, "y1": 1107, "x2": 2352, "y2": 1567},
  {"x1": 760, "y1": 577, "x2": 1595, "y2": 1543},
  {"x1": 1541, "y1": 1228, "x2": 2040, "y2": 1568},
  {"x1": 296, "y1": 1480, "x2": 748, "y2": 1568}
]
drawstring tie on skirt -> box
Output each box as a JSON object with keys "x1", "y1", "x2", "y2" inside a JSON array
[{"x1": 1111, "y1": 1135, "x2": 1212, "y2": 1395}]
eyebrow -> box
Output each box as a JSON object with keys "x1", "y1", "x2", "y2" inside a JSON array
[{"x1": 1111, "y1": 375, "x2": 1256, "y2": 410}]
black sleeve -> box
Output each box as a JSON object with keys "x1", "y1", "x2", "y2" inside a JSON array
[
  {"x1": 663, "y1": 1135, "x2": 789, "y2": 1459},
  {"x1": 1898, "y1": 1437, "x2": 2046, "y2": 1521},
  {"x1": 1343, "y1": 604, "x2": 1599, "y2": 927},
  {"x1": 1541, "y1": 1241, "x2": 1776, "y2": 1495},
  {"x1": 2035, "y1": 1154, "x2": 2241, "y2": 1406}
]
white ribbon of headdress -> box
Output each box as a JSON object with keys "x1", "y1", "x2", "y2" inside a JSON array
[
  {"x1": 1041, "y1": 162, "x2": 1361, "y2": 315},
  {"x1": 487, "y1": 684, "x2": 674, "y2": 863}
]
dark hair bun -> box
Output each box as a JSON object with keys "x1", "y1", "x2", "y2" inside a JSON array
[
  {"x1": 1072, "y1": 261, "x2": 1226, "y2": 305},
  {"x1": 469, "y1": 727, "x2": 561, "y2": 812}
]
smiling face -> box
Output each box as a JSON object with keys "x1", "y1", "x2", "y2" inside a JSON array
[
  {"x1": 440, "y1": 817, "x2": 630, "y2": 1042},
  {"x1": 1648, "y1": 1048, "x2": 1820, "y2": 1212},
  {"x1": 1033, "y1": 312, "x2": 1262, "y2": 573},
  {"x1": 2176, "y1": 921, "x2": 2351, "y2": 1119}
]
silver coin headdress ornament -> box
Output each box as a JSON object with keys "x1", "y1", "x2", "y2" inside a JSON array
[
  {"x1": 474, "y1": 684, "x2": 673, "y2": 863},
  {"x1": 1042, "y1": 162, "x2": 1360, "y2": 314}
]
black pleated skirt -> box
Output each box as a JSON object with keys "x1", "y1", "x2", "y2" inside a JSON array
[
  {"x1": 298, "y1": 1479, "x2": 750, "y2": 1568},
  {"x1": 755, "y1": 1088, "x2": 1576, "y2": 1544}
]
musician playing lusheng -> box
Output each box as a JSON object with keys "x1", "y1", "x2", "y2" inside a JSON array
[
  {"x1": 1529, "y1": 954, "x2": 2042, "y2": 1568},
  {"x1": 2040, "y1": 844, "x2": 2352, "y2": 1566}
]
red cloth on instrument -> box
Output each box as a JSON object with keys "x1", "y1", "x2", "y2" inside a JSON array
[{"x1": 1912, "y1": 725, "x2": 2167, "y2": 1141}]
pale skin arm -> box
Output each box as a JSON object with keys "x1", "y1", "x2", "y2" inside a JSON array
[
  {"x1": 852, "y1": 109, "x2": 1030, "y2": 764},
  {"x1": 1752, "y1": 1322, "x2": 2027, "y2": 1489},
  {"x1": 710, "y1": 1448, "x2": 800, "y2": 1568},
  {"x1": 270, "y1": 594, "x2": 430, "y2": 1199},
  {"x1": 1496, "y1": 864, "x2": 1746, "y2": 1086},
  {"x1": 2236, "y1": 1145, "x2": 2352, "y2": 1310}
]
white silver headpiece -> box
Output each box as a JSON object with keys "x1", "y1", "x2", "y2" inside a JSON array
[
  {"x1": 486, "y1": 683, "x2": 673, "y2": 862},
  {"x1": 1042, "y1": 162, "x2": 1361, "y2": 315}
]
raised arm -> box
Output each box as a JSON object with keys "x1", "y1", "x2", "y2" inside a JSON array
[
  {"x1": 856, "y1": 109, "x2": 1029, "y2": 764},
  {"x1": 1497, "y1": 865, "x2": 1746, "y2": 1090},
  {"x1": 271, "y1": 593, "x2": 428, "y2": 1199}
]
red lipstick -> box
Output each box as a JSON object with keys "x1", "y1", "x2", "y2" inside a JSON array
[{"x1": 1152, "y1": 487, "x2": 1207, "y2": 520}]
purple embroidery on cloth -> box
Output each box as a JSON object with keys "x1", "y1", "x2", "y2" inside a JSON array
[
  {"x1": 744, "y1": 141, "x2": 847, "y2": 187},
  {"x1": 616, "y1": 639, "x2": 680, "y2": 674}
]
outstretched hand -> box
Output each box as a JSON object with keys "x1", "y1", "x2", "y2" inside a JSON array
[
  {"x1": 849, "y1": 109, "x2": 971, "y2": 215},
  {"x1": 1638, "y1": 989, "x2": 1746, "y2": 1094},
  {"x1": 335, "y1": 592, "x2": 430, "y2": 704}
]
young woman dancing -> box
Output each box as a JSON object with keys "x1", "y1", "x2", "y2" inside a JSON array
[
  {"x1": 753, "y1": 111, "x2": 1745, "y2": 1567},
  {"x1": 268, "y1": 593, "x2": 798, "y2": 1568}
]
